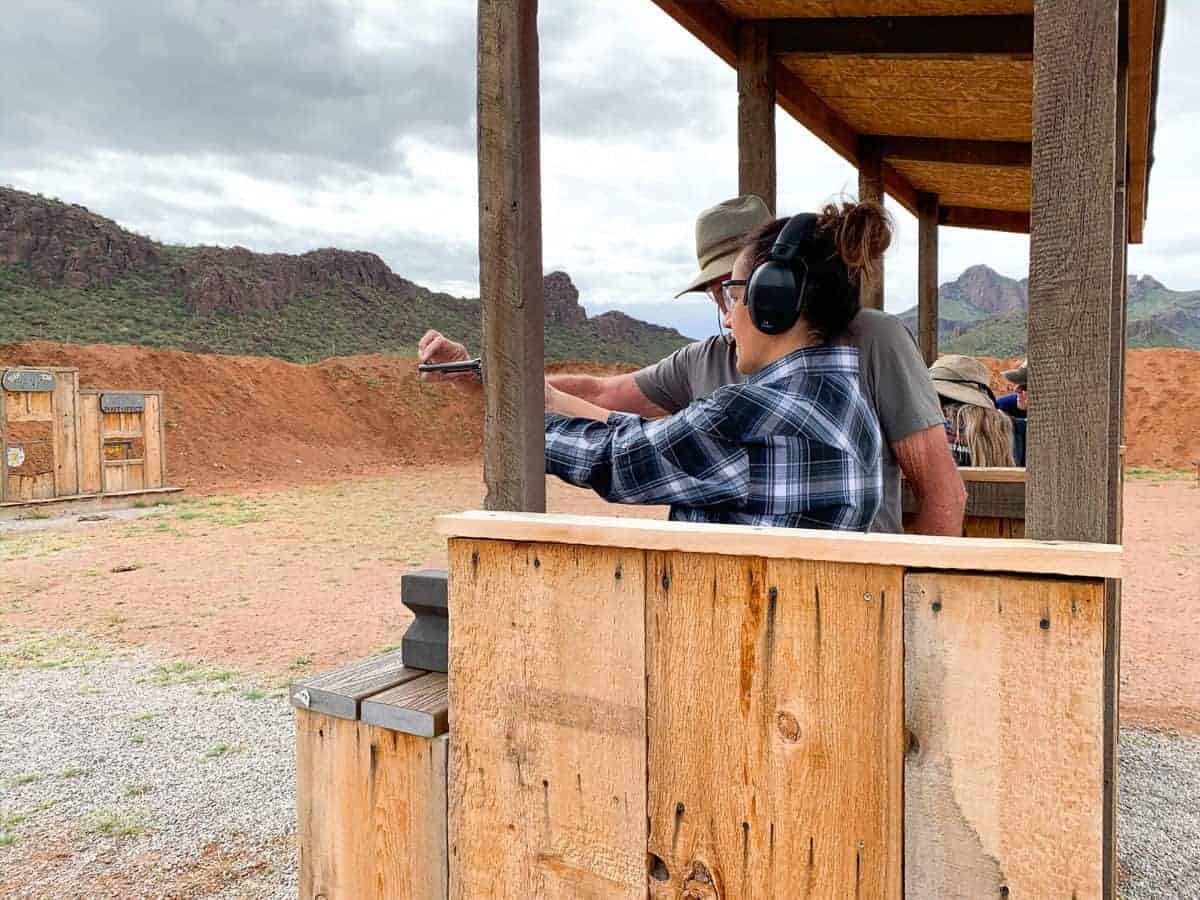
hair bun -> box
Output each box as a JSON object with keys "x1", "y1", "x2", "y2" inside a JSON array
[{"x1": 816, "y1": 200, "x2": 893, "y2": 287}]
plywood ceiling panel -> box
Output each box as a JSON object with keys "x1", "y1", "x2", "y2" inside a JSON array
[
  {"x1": 889, "y1": 160, "x2": 1031, "y2": 211},
  {"x1": 782, "y1": 57, "x2": 1031, "y2": 103},
  {"x1": 720, "y1": 0, "x2": 1032, "y2": 17},
  {"x1": 779, "y1": 55, "x2": 1031, "y2": 142}
]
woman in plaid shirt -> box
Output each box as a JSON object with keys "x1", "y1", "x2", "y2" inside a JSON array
[{"x1": 544, "y1": 202, "x2": 890, "y2": 531}]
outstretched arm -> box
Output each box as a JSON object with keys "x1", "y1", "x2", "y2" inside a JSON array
[{"x1": 544, "y1": 401, "x2": 748, "y2": 509}]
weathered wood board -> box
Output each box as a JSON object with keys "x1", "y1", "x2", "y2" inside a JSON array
[
  {"x1": 645, "y1": 553, "x2": 904, "y2": 899},
  {"x1": 904, "y1": 571, "x2": 1104, "y2": 898},
  {"x1": 362, "y1": 672, "x2": 449, "y2": 737},
  {"x1": 143, "y1": 392, "x2": 165, "y2": 488},
  {"x1": 289, "y1": 651, "x2": 419, "y2": 720},
  {"x1": 78, "y1": 392, "x2": 103, "y2": 494},
  {"x1": 51, "y1": 371, "x2": 79, "y2": 496},
  {"x1": 296, "y1": 710, "x2": 448, "y2": 900},
  {"x1": 448, "y1": 539, "x2": 647, "y2": 899}
]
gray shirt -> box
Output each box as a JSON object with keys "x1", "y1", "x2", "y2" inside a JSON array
[{"x1": 633, "y1": 309, "x2": 945, "y2": 533}]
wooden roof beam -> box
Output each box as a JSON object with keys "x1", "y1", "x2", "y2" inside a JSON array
[
  {"x1": 769, "y1": 16, "x2": 1033, "y2": 59},
  {"x1": 650, "y1": 0, "x2": 920, "y2": 215},
  {"x1": 938, "y1": 206, "x2": 1030, "y2": 234},
  {"x1": 873, "y1": 137, "x2": 1032, "y2": 169}
]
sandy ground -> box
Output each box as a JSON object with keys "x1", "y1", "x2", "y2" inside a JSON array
[{"x1": 1, "y1": 467, "x2": 1196, "y2": 734}]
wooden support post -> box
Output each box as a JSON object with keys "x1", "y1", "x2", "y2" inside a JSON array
[
  {"x1": 737, "y1": 21, "x2": 776, "y2": 212},
  {"x1": 477, "y1": 0, "x2": 545, "y2": 513},
  {"x1": 1105, "y1": 15, "x2": 1130, "y2": 898},
  {"x1": 858, "y1": 137, "x2": 885, "y2": 310},
  {"x1": 917, "y1": 193, "x2": 939, "y2": 366},
  {"x1": 1026, "y1": 2, "x2": 1121, "y2": 896}
]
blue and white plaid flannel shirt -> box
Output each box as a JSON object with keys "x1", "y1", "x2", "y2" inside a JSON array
[{"x1": 545, "y1": 345, "x2": 882, "y2": 530}]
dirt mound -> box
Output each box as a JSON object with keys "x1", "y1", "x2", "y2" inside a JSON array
[
  {"x1": 980, "y1": 349, "x2": 1200, "y2": 470},
  {"x1": 2, "y1": 342, "x2": 1195, "y2": 494},
  {"x1": 0, "y1": 341, "x2": 485, "y2": 494}
]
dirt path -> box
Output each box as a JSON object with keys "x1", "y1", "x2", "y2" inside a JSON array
[{"x1": 2, "y1": 469, "x2": 1196, "y2": 732}]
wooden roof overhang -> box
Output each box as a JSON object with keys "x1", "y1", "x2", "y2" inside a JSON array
[{"x1": 651, "y1": 1, "x2": 1166, "y2": 241}]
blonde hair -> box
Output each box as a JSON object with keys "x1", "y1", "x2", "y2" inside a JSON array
[{"x1": 944, "y1": 402, "x2": 1015, "y2": 467}]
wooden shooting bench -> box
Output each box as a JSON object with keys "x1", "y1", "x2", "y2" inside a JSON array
[
  {"x1": 291, "y1": 0, "x2": 1166, "y2": 896},
  {"x1": 293, "y1": 512, "x2": 1120, "y2": 898},
  {"x1": 904, "y1": 467, "x2": 1026, "y2": 538},
  {"x1": 466, "y1": 4, "x2": 1164, "y2": 895}
]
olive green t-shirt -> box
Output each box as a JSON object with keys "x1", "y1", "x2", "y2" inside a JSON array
[{"x1": 633, "y1": 309, "x2": 944, "y2": 533}]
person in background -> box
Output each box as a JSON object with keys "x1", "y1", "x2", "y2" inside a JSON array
[
  {"x1": 419, "y1": 194, "x2": 965, "y2": 534},
  {"x1": 929, "y1": 354, "x2": 1015, "y2": 468},
  {"x1": 996, "y1": 359, "x2": 1027, "y2": 466},
  {"x1": 543, "y1": 203, "x2": 889, "y2": 529}
]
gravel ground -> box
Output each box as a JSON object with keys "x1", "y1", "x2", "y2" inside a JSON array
[
  {"x1": 0, "y1": 631, "x2": 297, "y2": 899},
  {"x1": 1118, "y1": 729, "x2": 1200, "y2": 898},
  {"x1": 1, "y1": 628, "x2": 1197, "y2": 898}
]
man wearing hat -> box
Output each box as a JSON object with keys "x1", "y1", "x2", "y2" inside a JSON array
[
  {"x1": 418, "y1": 195, "x2": 965, "y2": 535},
  {"x1": 996, "y1": 359, "x2": 1027, "y2": 465}
]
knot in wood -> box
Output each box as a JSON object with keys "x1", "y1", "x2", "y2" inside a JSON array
[
  {"x1": 681, "y1": 860, "x2": 719, "y2": 900},
  {"x1": 776, "y1": 710, "x2": 801, "y2": 743}
]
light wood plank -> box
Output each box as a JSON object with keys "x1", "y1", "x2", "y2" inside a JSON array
[
  {"x1": 435, "y1": 512, "x2": 1120, "y2": 579},
  {"x1": 289, "y1": 651, "x2": 421, "y2": 720},
  {"x1": 477, "y1": 0, "x2": 545, "y2": 513},
  {"x1": 78, "y1": 393, "x2": 102, "y2": 494},
  {"x1": 124, "y1": 462, "x2": 145, "y2": 491},
  {"x1": 51, "y1": 371, "x2": 78, "y2": 496},
  {"x1": 904, "y1": 572, "x2": 1104, "y2": 898},
  {"x1": 448, "y1": 538, "x2": 646, "y2": 899},
  {"x1": 143, "y1": 394, "x2": 164, "y2": 488},
  {"x1": 103, "y1": 462, "x2": 125, "y2": 494},
  {"x1": 361, "y1": 672, "x2": 448, "y2": 737},
  {"x1": 296, "y1": 710, "x2": 449, "y2": 900},
  {"x1": 646, "y1": 553, "x2": 903, "y2": 898}
]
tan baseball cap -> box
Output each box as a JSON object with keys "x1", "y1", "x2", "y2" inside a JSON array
[
  {"x1": 675, "y1": 194, "x2": 773, "y2": 298},
  {"x1": 929, "y1": 354, "x2": 996, "y2": 409}
]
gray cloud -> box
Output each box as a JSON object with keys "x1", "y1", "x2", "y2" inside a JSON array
[{"x1": 0, "y1": 0, "x2": 477, "y2": 175}]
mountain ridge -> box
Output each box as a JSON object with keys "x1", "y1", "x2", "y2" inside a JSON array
[
  {"x1": 898, "y1": 265, "x2": 1200, "y2": 356},
  {"x1": 0, "y1": 186, "x2": 690, "y2": 365}
]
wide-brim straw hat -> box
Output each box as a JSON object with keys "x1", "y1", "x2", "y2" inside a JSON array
[
  {"x1": 1002, "y1": 359, "x2": 1028, "y2": 386},
  {"x1": 929, "y1": 354, "x2": 996, "y2": 409},
  {"x1": 675, "y1": 194, "x2": 773, "y2": 298}
]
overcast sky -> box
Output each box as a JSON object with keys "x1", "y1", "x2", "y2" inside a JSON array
[{"x1": 3, "y1": 0, "x2": 1197, "y2": 337}]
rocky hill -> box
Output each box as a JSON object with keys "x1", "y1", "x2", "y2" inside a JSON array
[
  {"x1": 0, "y1": 187, "x2": 690, "y2": 364},
  {"x1": 899, "y1": 265, "x2": 1200, "y2": 357}
]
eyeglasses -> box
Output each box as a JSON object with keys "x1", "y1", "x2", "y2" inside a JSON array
[{"x1": 718, "y1": 279, "x2": 748, "y2": 312}]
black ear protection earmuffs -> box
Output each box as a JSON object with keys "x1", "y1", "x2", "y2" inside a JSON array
[{"x1": 745, "y1": 213, "x2": 820, "y2": 335}]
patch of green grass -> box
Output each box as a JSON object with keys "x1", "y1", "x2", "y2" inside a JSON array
[
  {"x1": 86, "y1": 806, "x2": 149, "y2": 837},
  {"x1": 287, "y1": 655, "x2": 313, "y2": 673},
  {"x1": 60, "y1": 766, "x2": 87, "y2": 779},
  {"x1": 0, "y1": 833, "x2": 16, "y2": 847},
  {"x1": 142, "y1": 660, "x2": 239, "y2": 687},
  {"x1": 1125, "y1": 466, "x2": 1197, "y2": 482},
  {"x1": 124, "y1": 783, "x2": 151, "y2": 798},
  {"x1": 0, "y1": 632, "x2": 117, "y2": 672},
  {"x1": 129, "y1": 734, "x2": 145, "y2": 746},
  {"x1": 7, "y1": 773, "x2": 41, "y2": 787},
  {"x1": 241, "y1": 688, "x2": 266, "y2": 701},
  {"x1": 132, "y1": 711, "x2": 160, "y2": 723},
  {"x1": 203, "y1": 742, "x2": 239, "y2": 760},
  {"x1": 0, "y1": 812, "x2": 28, "y2": 829}
]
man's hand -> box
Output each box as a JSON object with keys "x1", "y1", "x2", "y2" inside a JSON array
[{"x1": 417, "y1": 330, "x2": 478, "y2": 390}]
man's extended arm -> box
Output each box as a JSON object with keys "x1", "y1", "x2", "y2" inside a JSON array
[
  {"x1": 546, "y1": 372, "x2": 668, "y2": 418},
  {"x1": 892, "y1": 424, "x2": 966, "y2": 536},
  {"x1": 417, "y1": 329, "x2": 669, "y2": 417}
]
